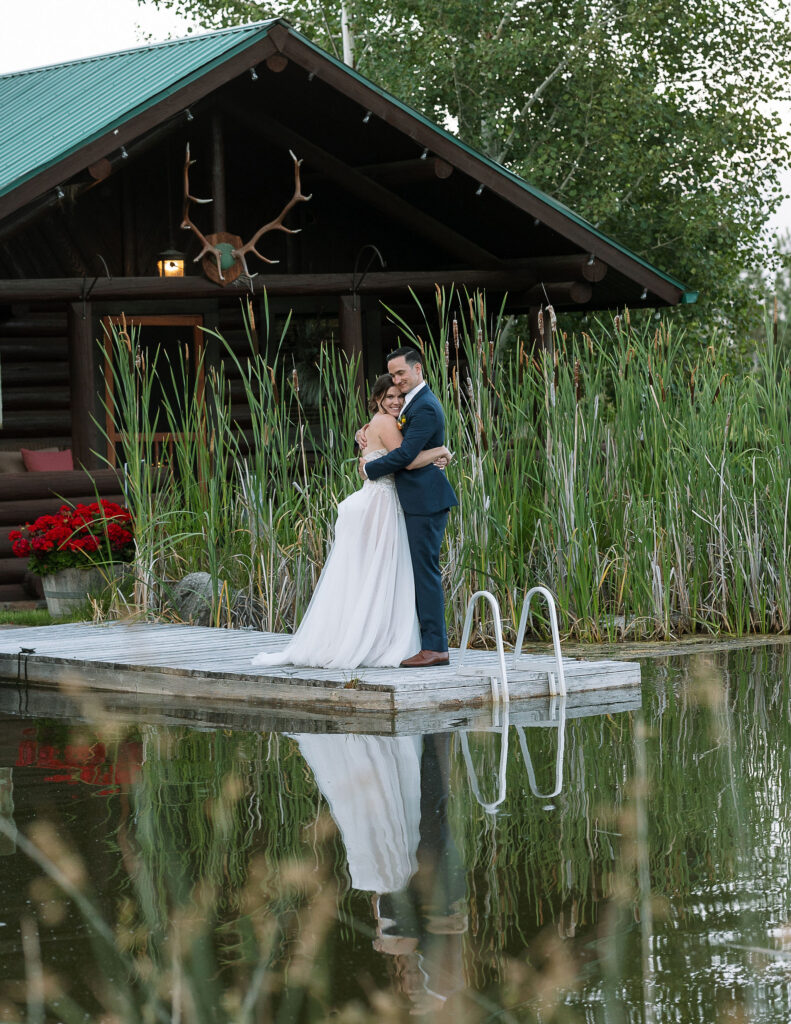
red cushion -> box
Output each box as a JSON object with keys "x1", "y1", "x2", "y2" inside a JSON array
[{"x1": 20, "y1": 448, "x2": 74, "y2": 471}]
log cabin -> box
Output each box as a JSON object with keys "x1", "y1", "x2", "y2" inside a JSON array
[{"x1": 0, "y1": 19, "x2": 695, "y2": 602}]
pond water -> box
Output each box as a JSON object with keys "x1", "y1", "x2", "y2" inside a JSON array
[{"x1": 0, "y1": 646, "x2": 790, "y2": 1023}]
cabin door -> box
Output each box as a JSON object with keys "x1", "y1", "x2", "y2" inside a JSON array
[{"x1": 101, "y1": 314, "x2": 205, "y2": 467}]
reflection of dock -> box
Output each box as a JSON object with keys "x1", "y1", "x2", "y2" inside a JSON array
[
  {"x1": 0, "y1": 676, "x2": 641, "y2": 737},
  {"x1": 0, "y1": 622, "x2": 641, "y2": 715}
]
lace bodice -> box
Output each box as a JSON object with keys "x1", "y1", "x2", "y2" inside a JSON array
[{"x1": 362, "y1": 448, "x2": 397, "y2": 496}]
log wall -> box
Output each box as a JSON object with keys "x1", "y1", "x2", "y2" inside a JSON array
[{"x1": 0, "y1": 306, "x2": 124, "y2": 601}]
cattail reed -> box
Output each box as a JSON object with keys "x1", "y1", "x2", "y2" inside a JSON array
[
  {"x1": 99, "y1": 296, "x2": 791, "y2": 644},
  {"x1": 477, "y1": 414, "x2": 489, "y2": 451},
  {"x1": 268, "y1": 365, "x2": 279, "y2": 404}
]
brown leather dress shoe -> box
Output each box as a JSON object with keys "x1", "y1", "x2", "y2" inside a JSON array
[{"x1": 400, "y1": 649, "x2": 450, "y2": 668}]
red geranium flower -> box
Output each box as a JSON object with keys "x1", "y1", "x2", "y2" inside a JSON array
[{"x1": 11, "y1": 499, "x2": 136, "y2": 576}]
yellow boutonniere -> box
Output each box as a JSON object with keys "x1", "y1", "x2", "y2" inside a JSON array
[{"x1": 397, "y1": 414, "x2": 407, "y2": 431}]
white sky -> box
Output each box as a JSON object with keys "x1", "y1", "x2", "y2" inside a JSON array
[{"x1": 1, "y1": 0, "x2": 790, "y2": 245}]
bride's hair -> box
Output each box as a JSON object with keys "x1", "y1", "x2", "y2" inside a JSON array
[{"x1": 368, "y1": 373, "x2": 395, "y2": 414}]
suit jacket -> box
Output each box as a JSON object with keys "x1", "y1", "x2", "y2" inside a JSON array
[{"x1": 365, "y1": 385, "x2": 458, "y2": 515}]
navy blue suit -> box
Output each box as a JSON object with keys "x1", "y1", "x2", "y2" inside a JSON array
[{"x1": 365, "y1": 385, "x2": 458, "y2": 652}]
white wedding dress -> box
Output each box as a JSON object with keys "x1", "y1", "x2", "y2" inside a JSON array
[
  {"x1": 291, "y1": 734, "x2": 422, "y2": 893},
  {"x1": 252, "y1": 450, "x2": 420, "y2": 669}
]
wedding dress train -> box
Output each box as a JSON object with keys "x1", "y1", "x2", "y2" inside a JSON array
[{"x1": 252, "y1": 450, "x2": 420, "y2": 669}]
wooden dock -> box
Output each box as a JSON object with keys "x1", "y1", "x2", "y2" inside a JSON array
[{"x1": 0, "y1": 621, "x2": 641, "y2": 715}]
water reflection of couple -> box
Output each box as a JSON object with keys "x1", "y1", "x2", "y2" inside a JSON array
[
  {"x1": 294, "y1": 731, "x2": 466, "y2": 1013},
  {"x1": 252, "y1": 347, "x2": 458, "y2": 670}
]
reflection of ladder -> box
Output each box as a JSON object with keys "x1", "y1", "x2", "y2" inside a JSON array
[
  {"x1": 456, "y1": 586, "x2": 567, "y2": 706},
  {"x1": 459, "y1": 697, "x2": 567, "y2": 814}
]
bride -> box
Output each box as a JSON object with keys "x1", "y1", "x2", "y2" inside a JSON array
[{"x1": 252, "y1": 374, "x2": 451, "y2": 669}]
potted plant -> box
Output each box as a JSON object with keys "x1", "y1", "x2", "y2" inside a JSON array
[{"x1": 10, "y1": 500, "x2": 135, "y2": 616}]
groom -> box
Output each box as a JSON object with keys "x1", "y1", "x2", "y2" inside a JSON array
[{"x1": 361, "y1": 347, "x2": 458, "y2": 668}]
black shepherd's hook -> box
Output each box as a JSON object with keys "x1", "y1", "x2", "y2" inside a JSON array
[
  {"x1": 80, "y1": 254, "x2": 112, "y2": 320},
  {"x1": 351, "y1": 244, "x2": 386, "y2": 312}
]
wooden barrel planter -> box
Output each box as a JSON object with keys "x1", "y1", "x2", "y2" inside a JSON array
[{"x1": 41, "y1": 565, "x2": 125, "y2": 617}]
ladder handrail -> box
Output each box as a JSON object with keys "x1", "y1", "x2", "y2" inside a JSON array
[
  {"x1": 458, "y1": 719, "x2": 509, "y2": 814},
  {"x1": 516, "y1": 696, "x2": 567, "y2": 798},
  {"x1": 457, "y1": 589, "x2": 509, "y2": 706},
  {"x1": 513, "y1": 586, "x2": 567, "y2": 697}
]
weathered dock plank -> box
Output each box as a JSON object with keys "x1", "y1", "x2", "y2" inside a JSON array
[
  {"x1": 0, "y1": 683, "x2": 641, "y2": 737},
  {"x1": 0, "y1": 621, "x2": 641, "y2": 712}
]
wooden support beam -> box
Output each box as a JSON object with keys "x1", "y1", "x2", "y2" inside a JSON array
[
  {"x1": 224, "y1": 105, "x2": 503, "y2": 270},
  {"x1": 515, "y1": 254, "x2": 607, "y2": 283},
  {"x1": 266, "y1": 54, "x2": 288, "y2": 73},
  {"x1": 67, "y1": 302, "x2": 100, "y2": 470},
  {"x1": 353, "y1": 157, "x2": 454, "y2": 185},
  {"x1": 338, "y1": 295, "x2": 365, "y2": 395},
  {"x1": 520, "y1": 281, "x2": 592, "y2": 306},
  {"x1": 211, "y1": 112, "x2": 227, "y2": 234},
  {"x1": 0, "y1": 268, "x2": 538, "y2": 302}
]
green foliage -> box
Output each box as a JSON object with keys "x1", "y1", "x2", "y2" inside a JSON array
[
  {"x1": 141, "y1": 0, "x2": 791, "y2": 337},
  {"x1": 0, "y1": 608, "x2": 52, "y2": 626},
  {"x1": 103, "y1": 292, "x2": 791, "y2": 640}
]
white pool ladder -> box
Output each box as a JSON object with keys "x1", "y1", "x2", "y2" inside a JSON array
[
  {"x1": 456, "y1": 585, "x2": 567, "y2": 705},
  {"x1": 517, "y1": 696, "x2": 567, "y2": 799},
  {"x1": 458, "y1": 709, "x2": 509, "y2": 814},
  {"x1": 456, "y1": 590, "x2": 509, "y2": 706},
  {"x1": 460, "y1": 696, "x2": 567, "y2": 814},
  {"x1": 513, "y1": 585, "x2": 567, "y2": 698}
]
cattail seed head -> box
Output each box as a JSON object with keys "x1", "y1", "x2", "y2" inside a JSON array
[
  {"x1": 268, "y1": 365, "x2": 279, "y2": 404},
  {"x1": 477, "y1": 414, "x2": 489, "y2": 451},
  {"x1": 452, "y1": 316, "x2": 460, "y2": 350}
]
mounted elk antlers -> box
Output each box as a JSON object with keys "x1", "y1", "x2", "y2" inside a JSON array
[{"x1": 181, "y1": 143, "x2": 312, "y2": 284}]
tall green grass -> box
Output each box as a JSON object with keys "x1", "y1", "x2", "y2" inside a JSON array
[{"x1": 102, "y1": 294, "x2": 791, "y2": 642}]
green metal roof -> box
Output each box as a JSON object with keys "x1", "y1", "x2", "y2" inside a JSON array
[
  {"x1": 0, "y1": 19, "x2": 695, "y2": 302},
  {"x1": 0, "y1": 21, "x2": 276, "y2": 201}
]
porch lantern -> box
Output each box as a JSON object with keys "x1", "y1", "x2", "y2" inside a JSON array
[{"x1": 156, "y1": 249, "x2": 185, "y2": 277}]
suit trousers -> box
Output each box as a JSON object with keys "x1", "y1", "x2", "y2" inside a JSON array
[{"x1": 404, "y1": 509, "x2": 450, "y2": 653}]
